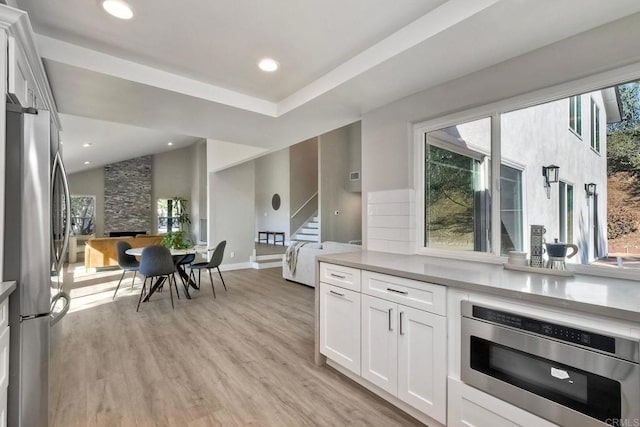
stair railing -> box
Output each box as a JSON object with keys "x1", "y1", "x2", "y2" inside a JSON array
[{"x1": 291, "y1": 191, "x2": 318, "y2": 219}]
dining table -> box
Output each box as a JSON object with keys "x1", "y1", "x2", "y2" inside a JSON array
[{"x1": 126, "y1": 247, "x2": 202, "y2": 301}]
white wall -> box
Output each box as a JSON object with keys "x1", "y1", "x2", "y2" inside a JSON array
[
  {"x1": 361, "y1": 13, "x2": 640, "y2": 247},
  {"x1": 254, "y1": 148, "x2": 290, "y2": 241},
  {"x1": 207, "y1": 138, "x2": 267, "y2": 172},
  {"x1": 208, "y1": 161, "x2": 256, "y2": 266},
  {"x1": 190, "y1": 140, "x2": 208, "y2": 242},
  {"x1": 319, "y1": 123, "x2": 362, "y2": 243},
  {"x1": 290, "y1": 137, "x2": 318, "y2": 234}
]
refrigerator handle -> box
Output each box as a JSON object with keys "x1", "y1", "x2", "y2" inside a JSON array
[
  {"x1": 52, "y1": 151, "x2": 72, "y2": 274},
  {"x1": 50, "y1": 291, "x2": 70, "y2": 326}
]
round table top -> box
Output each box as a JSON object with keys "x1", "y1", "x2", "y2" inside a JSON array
[{"x1": 125, "y1": 247, "x2": 197, "y2": 257}]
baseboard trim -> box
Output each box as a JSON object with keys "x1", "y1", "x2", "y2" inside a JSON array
[
  {"x1": 219, "y1": 262, "x2": 252, "y2": 271},
  {"x1": 251, "y1": 261, "x2": 282, "y2": 269}
]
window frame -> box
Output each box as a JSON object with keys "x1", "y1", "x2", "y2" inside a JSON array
[
  {"x1": 500, "y1": 162, "x2": 526, "y2": 255},
  {"x1": 413, "y1": 61, "x2": 640, "y2": 279},
  {"x1": 558, "y1": 181, "x2": 574, "y2": 244},
  {"x1": 157, "y1": 197, "x2": 180, "y2": 234},
  {"x1": 569, "y1": 95, "x2": 583, "y2": 138},
  {"x1": 415, "y1": 112, "x2": 502, "y2": 263},
  {"x1": 69, "y1": 194, "x2": 96, "y2": 236},
  {"x1": 591, "y1": 98, "x2": 601, "y2": 153}
]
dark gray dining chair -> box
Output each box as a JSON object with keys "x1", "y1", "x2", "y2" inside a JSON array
[
  {"x1": 113, "y1": 241, "x2": 140, "y2": 300},
  {"x1": 137, "y1": 245, "x2": 179, "y2": 311},
  {"x1": 190, "y1": 240, "x2": 227, "y2": 298}
]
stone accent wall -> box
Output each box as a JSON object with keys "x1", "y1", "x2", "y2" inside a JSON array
[{"x1": 104, "y1": 156, "x2": 152, "y2": 234}]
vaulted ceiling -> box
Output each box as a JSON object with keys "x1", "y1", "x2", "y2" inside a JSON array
[{"x1": 12, "y1": 0, "x2": 640, "y2": 172}]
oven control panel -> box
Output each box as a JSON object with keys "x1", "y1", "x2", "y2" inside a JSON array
[{"x1": 472, "y1": 305, "x2": 616, "y2": 353}]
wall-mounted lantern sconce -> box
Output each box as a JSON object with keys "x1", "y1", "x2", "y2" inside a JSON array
[
  {"x1": 585, "y1": 182, "x2": 597, "y2": 197},
  {"x1": 542, "y1": 165, "x2": 560, "y2": 199}
]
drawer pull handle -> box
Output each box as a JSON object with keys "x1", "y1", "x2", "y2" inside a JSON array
[
  {"x1": 387, "y1": 287, "x2": 408, "y2": 295},
  {"x1": 399, "y1": 311, "x2": 405, "y2": 336},
  {"x1": 329, "y1": 290, "x2": 344, "y2": 297},
  {"x1": 330, "y1": 273, "x2": 346, "y2": 279},
  {"x1": 388, "y1": 308, "x2": 393, "y2": 331}
]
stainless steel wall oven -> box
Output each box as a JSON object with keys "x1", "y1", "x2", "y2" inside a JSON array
[{"x1": 461, "y1": 301, "x2": 640, "y2": 426}]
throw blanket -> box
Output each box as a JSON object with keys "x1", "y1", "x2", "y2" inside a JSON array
[{"x1": 285, "y1": 241, "x2": 309, "y2": 275}]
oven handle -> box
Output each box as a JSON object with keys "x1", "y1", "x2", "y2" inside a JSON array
[{"x1": 461, "y1": 300, "x2": 640, "y2": 363}]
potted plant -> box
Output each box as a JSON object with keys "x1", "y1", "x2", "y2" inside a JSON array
[{"x1": 161, "y1": 230, "x2": 193, "y2": 249}]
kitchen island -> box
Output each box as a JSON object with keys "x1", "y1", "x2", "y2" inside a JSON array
[{"x1": 314, "y1": 251, "x2": 640, "y2": 427}]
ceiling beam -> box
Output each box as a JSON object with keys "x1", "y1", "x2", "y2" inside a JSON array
[{"x1": 36, "y1": 34, "x2": 279, "y2": 117}]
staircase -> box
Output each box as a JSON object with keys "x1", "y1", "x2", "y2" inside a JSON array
[
  {"x1": 251, "y1": 254, "x2": 283, "y2": 269},
  {"x1": 293, "y1": 216, "x2": 319, "y2": 243}
]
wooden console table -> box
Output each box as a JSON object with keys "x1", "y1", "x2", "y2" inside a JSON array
[{"x1": 258, "y1": 231, "x2": 285, "y2": 246}]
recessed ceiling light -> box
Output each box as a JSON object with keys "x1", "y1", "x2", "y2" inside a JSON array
[
  {"x1": 168, "y1": 142, "x2": 173, "y2": 146},
  {"x1": 84, "y1": 161, "x2": 91, "y2": 165},
  {"x1": 101, "y1": 0, "x2": 134, "y2": 20},
  {"x1": 258, "y1": 58, "x2": 279, "y2": 72},
  {"x1": 82, "y1": 142, "x2": 92, "y2": 148}
]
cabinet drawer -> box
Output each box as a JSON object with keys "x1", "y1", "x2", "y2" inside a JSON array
[
  {"x1": 362, "y1": 271, "x2": 446, "y2": 316},
  {"x1": 0, "y1": 299, "x2": 7, "y2": 329},
  {"x1": 319, "y1": 263, "x2": 361, "y2": 292},
  {"x1": 0, "y1": 326, "x2": 9, "y2": 390}
]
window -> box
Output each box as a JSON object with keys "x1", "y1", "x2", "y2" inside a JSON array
[
  {"x1": 569, "y1": 95, "x2": 582, "y2": 136},
  {"x1": 591, "y1": 99, "x2": 600, "y2": 152},
  {"x1": 559, "y1": 182, "x2": 574, "y2": 244},
  {"x1": 157, "y1": 198, "x2": 179, "y2": 233},
  {"x1": 418, "y1": 80, "x2": 640, "y2": 272},
  {"x1": 423, "y1": 118, "x2": 491, "y2": 253},
  {"x1": 70, "y1": 195, "x2": 96, "y2": 235},
  {"x1": 500, "y1": 165, "x2": 524, "y2": 254}
]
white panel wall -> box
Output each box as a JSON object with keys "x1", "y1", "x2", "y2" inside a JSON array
[{"x1": 367, "y1": 189, "x2": 415, "y2": 254}]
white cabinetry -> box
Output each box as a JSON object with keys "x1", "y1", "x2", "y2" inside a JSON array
[
  {"x1": 0, "y1": 299, "x2": 9, "y2": 427},
  {"x1": 319, "y1": 263, "x2": 448, "y2": 424},
  {"x1": 361, "y1": 294, "x2": 397, "y2": 393},
  {"x1": 319, "y1": 282, "x2": 361, "y2": 375},
  {"x1": 397, "y1": 305, "x2": 446, "y2": 420},
  {"x1": 7, "y1": 36, "x2": 37, "y2": 108},
  {"x1": 361, "y1": 271, "x2": 447, "y2": 424},
  {"x1": 319, "y1": 263, "x2": 361, "y2": 292},
  {"x1": 448, "y1": 378, "x2": 558, "y2": 427}
]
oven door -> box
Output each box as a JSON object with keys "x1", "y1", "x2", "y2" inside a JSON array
[{"x1": 461, "y1": 316, "x2": 640, "y2": 427}]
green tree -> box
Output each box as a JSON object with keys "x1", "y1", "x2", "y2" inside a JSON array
[
  {"x1": 607, "y1": 83, "x2": 640, "y2": 174},
  {"x1": 608, "y1": 83, "x2": 640, "y2": 132}
]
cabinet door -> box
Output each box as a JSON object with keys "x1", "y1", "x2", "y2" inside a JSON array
[
  {"x1": 361, "y1": 294, "x2": 397, "y2": 395},
  {"x1": 319, "y1": 283, "x2": 361, "y2": 375},
  {"x1": 398, "y1": 305, "x2": 447, "y2": 424}
]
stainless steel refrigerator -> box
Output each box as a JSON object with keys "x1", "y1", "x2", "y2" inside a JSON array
[{"x1": 3, "y1": 103, "x2": 70, "y2": 426}]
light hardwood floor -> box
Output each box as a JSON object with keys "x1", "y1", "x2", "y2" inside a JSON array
[{"x1": 50, "y1": 266, "x2": 422, "y2": 426}]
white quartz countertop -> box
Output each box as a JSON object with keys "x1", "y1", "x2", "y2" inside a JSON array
[{"x1": 317, "y1": 251, "x2": 640, "y2": 323}]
